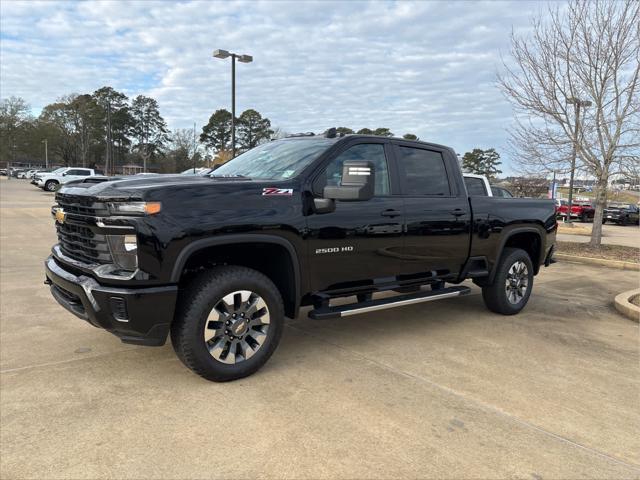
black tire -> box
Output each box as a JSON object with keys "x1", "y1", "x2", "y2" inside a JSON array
[
  {"x1": 602, "y1": 219, "x2": 607, "y2": 224},
  {"x1": 171, "y1": 265, "x2": 285, "y2": 382},
  {"x1": 620, "y1": 216, "x2": 628, "y2": 226},
  {"x1": 580, "y1": 212, "x2": 589, "y2": 223},
  {"x1": 481, "y1": 247, "x2": 534, "y2": 315},
  {"x1": 45, "y1": 180, "x2": 58, "y2": 192}
]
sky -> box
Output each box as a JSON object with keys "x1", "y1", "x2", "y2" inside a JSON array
[{"x1": 0, "y1": 0, "x2": 548, "y2": 173}]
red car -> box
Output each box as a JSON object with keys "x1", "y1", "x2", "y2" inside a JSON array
[{"x1": 555, "y1": 199, "x2": 595, "y2": 222}]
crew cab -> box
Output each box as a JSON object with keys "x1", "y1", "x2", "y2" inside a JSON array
[
  {"x1": 603, "y1": 203, "x2": 640, "y2": 225},
  {"x1": 35, "y1": 167, "x2": 98, "y2": 191},
  {"x1": 555, "y1": 199, "x2": 594, "y2": 222},
  {"x1": 44, "y1": 131, "x2": 557, "y2": 382}
]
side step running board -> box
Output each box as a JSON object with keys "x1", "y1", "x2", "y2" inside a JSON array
[{"x1": 309, "y1": 286, "x2": 471, "y2": 320}]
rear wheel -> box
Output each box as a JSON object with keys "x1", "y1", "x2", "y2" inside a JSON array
[
  {"x1": 580, "y1": 212, "x2": 589, "y2": 222},
  {"x1": 44, "y1": 180, "x2": 59, "y2": 192},
  {"x1": 482, "y1": 248, "x2": 534, "y2": 315},
  {"x1": 171, "y1": 265, "x2": 284, "y2": 382}
]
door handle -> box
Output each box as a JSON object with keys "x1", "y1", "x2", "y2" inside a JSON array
[
  {"x1": 450, "y1": 209, "x2": 465, "y2": 217},
  {"x1": 381, "y1": 209, "x2": 401, "y2": 218}
]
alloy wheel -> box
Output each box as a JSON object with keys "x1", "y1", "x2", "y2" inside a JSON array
[
  {"x1": 203, "y1": 290, "x2": 270, "y2": 364},
  {"x1": 505, "y1": 261, "x2": 529, "y2": 304}
]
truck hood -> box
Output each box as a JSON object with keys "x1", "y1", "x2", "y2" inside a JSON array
[{"x1": 57, "y1": 174, "x2": 285, "y2": 202}]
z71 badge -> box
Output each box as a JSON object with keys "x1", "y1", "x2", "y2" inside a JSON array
[{"x1": 262, "y1": 188, "x2": 293, "y2": 196}]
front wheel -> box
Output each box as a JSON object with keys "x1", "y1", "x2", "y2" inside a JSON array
[
  {"x1": 44, "y1": 180, "x2": 59, "y2": 192},
  {"x1": 171, "y1": 265, "x2": 285, "y2": 382},
  {"x1": 482, "y1": 248, "x2": 534, "y2": 315}
]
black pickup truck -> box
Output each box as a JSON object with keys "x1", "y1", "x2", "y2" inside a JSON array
[{"x1": 45, "y1": 131, "x2": 557, "y2": 381}]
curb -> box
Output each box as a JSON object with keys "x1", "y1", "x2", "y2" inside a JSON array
[
  {"x1": 555, "y1": 253, "x2": 640, "y2": 271},
  {"x1": 614, "y1": 288, "x2": 640, "y2": 323}
]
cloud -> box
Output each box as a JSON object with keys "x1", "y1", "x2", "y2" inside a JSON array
[{"x1": 0, "y1": 0, "x2": 544, "y2": 172}]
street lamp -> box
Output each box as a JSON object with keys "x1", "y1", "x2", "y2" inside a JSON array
[
  {"x1": 41, "y1": 139, "x2": 48, "y2": 168},
  {"x1": 213, "y1": 49, "x2": 253, "y2": 158},
  {"x1": 565, "y1": 97, "x2": 592, "y2": 224}
]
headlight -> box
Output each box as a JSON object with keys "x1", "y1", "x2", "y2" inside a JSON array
[
  {"x1": 107, "y1": 202, "x2": 161, "y2": 215},
  {"x1": 107, "y1": 234, "x2": 138, "y2": 271}
]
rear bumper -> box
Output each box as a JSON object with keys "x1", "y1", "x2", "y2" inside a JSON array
[{"x1": 44, "y1": 256, "x2": 178, "y2": 346}]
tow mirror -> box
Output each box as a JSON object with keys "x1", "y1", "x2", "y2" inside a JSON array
[{"x1": 323, "y1": 160, "x2": 375, "y2": 202}]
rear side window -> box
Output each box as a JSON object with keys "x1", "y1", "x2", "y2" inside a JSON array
[
  {"x1": 464, "y1": 177, "x2": 487, "y2": 196},
  {"x1": 67, "y1": 169, "x2": 90, "y2": 176},
  {"x1": 397, "y1": 146, "x2": 450, "y2": 196}
]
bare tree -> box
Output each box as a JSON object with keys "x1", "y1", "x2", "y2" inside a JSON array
[{"x1": 498, "y1": 0, "x2": 639, "y2": 246}]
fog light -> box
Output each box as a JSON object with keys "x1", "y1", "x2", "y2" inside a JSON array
[{"x1": 107, "y1": 234, "x2": 138, "y2": 271}]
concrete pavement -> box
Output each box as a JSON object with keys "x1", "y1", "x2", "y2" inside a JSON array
[{"x1": 1, "y1": 178, "x2": 639, "y2": 479}]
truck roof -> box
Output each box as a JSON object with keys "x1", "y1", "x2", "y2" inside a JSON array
[{"x1": 282, "y1": 132, "x2": 453, "y2": 153}]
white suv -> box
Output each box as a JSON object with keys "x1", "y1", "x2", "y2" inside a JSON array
[{"x1": 35, "y1": 167, "x2": 97, "y2": 191}]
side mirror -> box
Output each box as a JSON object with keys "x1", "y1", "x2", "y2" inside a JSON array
[
  {"x1": 323, "y1": 160, "x2": 375, "y2": 202},
  {"x1": 62, "y1": 172, "x2": 67, "y2": 176}
]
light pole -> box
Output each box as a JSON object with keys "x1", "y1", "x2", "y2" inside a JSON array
[
  {"x1": 565, "y1": 97, "x2": 592, "y2": 224},
  {"x1": 213, "y1": 49, "x2": 253, "y2": 158},
  {"x1": 41, "y1": 139, "x2": 48, "y2": 168}
]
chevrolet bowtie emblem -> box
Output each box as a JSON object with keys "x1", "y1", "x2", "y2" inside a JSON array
[{"x1": 55, "y1": 208, "x2": 66, "y2": 224}]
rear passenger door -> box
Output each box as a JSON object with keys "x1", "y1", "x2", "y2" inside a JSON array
[{"x1": 393, "y1": 143, "x2": 471, "y2": 279}]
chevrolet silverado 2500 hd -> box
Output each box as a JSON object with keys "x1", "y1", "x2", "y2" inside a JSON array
[{"x1": 45, "y1": 130, "x2": 557, "y2": 381}]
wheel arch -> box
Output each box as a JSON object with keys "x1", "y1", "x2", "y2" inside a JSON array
[
  {"x1": 489, "y1": 227, "x2": 544, "y2": 283},
  {"x1": 171, "y1": 234, "x2": 301, "y2": 319}
]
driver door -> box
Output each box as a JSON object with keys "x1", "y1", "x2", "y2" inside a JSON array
[{"x1": 305, "y1": 141, "x2": 404, "y2": 292}]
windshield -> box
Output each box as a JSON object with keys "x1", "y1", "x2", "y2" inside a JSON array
[
  {"x1": 50, "y1": 167, "x2": 65, "y2": 174},
  {"x1": 211, "y1": 138, "x2": 335, "y2": 180}
]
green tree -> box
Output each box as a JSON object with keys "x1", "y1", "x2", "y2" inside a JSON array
[
  {"x1": 336, "y1": 127, "x2": 354, "y2": 135},
  {"x1": 0, "y1": 96, "x2": 32, "y2": 162},
  {"x1": 93, "y1": 87, "x2": 133, "y2": 169},
  {"x1": 461, "y1": 148, "x2": 502, "y2": 179},
  {"x1": 373, "y1": 127, "x2": 393, "y2": 137},
  {"x1": 403, "y1": 133, "x2": 418, "y2": 140},
  {"x1": 200, "y1": 109, "x2": 232, "y2": 152},
  {"x1": 39, "y1": 99, "x2": 80, "y2": 165},
  {"x1": 236, "y1": 109, "x2": 273, "y2": 151},
  {"x1": 130, "y1": 95, "x2": 169, "y2": 171},
  {"x1": 68, "y1": 94, "x2": 102, "y2": 167},
  {"x1": 356, "y1": 127, "x2": 394, "y2": 137}
]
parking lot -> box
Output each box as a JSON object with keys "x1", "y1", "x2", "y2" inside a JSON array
[{"x1": 1, "y1": 178, "x2": 639, "y2": 479}]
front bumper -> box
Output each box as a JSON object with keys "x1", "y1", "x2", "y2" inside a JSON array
[{"x1": 44, "y1": 256, "x2": 178, "y2": 346}]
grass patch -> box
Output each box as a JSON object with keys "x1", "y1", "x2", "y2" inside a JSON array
[
  {"x1": 557, "y1": 241, "x2": 639, "y2": 264},
  {"x1": 557, "y1": 223, "x2": 593, "y2": 235}
]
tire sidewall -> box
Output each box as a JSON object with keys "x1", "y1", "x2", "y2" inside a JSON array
[
  {"x1": 45, "y1": 180, "x2": 58, "y2": 192},
  {"x1": 492, "y1": 249, "x2": 534, "y2": 314},
  {"x1": 179, "y1": 268, "x2": 284, "y2": 381}
]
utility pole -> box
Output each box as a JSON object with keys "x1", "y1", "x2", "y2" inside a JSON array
[
  {"x1": 42, "y1": 139, "x2": 48, "y2": 168},
  {"x1": 565, "y1": 97, "x2": 592, "y2": 224},
  {"x1": 193, "y1": 122, "x2": 197, "y2": 174},
  {"x1": 106, "y1": 102, "x2": 113, "y2": 176},
  {"x1": 213, "y1": 49, "x2": 253, "y2": 158}
]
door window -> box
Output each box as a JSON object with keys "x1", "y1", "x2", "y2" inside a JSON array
[
  {"x1": 397, "y1": 146, "x2": 450, "y2": 196},
  {"x1": 66, "y1": 169, "x2": 88, "y2": 176},
  {"x1": 316, "y1": 143, "x2": 390, "y2": 196}
]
